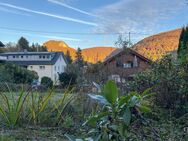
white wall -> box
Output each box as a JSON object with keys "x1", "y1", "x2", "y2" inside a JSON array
[
  {"x1": 27, "y1": 54, "x2": 67, "y2": 85},
  {"x1": 28, "y1": 65, "x2": 53, "y2": 82},
  {"x1": 52, "y1": 54, "x2": 67, "y2": 85}
]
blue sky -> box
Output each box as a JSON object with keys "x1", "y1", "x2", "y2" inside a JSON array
[{"x1": 0, "y1": 0, "x2": 188, "y2": 49}]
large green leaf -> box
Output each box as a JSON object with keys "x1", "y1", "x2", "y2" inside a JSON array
[
  {"x1": 102, "y1": 81, "x2": 118, "y2": 104},
  {"x1": 123, "y1": 107, "x2": 131, "y2": 126},
  {"x1": 88, "y1": 94, "x2": 109, "y2": 105}
]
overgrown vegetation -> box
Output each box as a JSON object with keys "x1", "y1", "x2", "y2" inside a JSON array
[{"x1": 0, "y1": 63, "x2": 38, "y2": 84}]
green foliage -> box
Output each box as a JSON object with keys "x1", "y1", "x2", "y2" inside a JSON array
[
  {"x1": 0, "y1": 89, "x2": 31, "y2": 127},
  {"x1": 178, "y1": 26, "x2": 188, "y2": 60},
  {"x1": 102, "y1": 80, "x2": 118, "y2": 104},
  {"x1": 59, "y1": 72, "x2": 77, "y2": 87},
  {"x1": 70, "y1": 81, "x2": 153, "y2": 141},
  {"x1": 0, "y1": 64, "x2": 38, "y2": 84},
  {"x1": 62, "y1": 115, "x2": 74, "y2": 128},
  {"x1": 65, "y1": 50, "x2": 73, "y2": 64},
  {"x1": 17, "y1": 37, "x2": 30, "y2": 51},
  {"x1": 0, "y1": 86, "x2": 74, "y2": 127},
  {"x1": 75, "y1": 47, "x2": 84, "y2": 68},
  {"x1": 129, "y1": 55, "x2": 188, "y2": 116},
  {"x1": 41, "y1": 76, "x2": 53, "y2": 88},
  {"x1": 30, "y1": 43, "x2": 48, "y2": 52}
]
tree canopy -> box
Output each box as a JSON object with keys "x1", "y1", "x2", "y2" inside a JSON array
[{"x1": 177, "y1": 26, "x2": 188, "y2": 60}]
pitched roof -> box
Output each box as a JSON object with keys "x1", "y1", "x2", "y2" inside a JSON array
[
  {"x1": 1, "y1": 52, "x2": 67, "y2": 65},
  {"x1": 104, "y1": 48, "x2": 151, "y2": 63}
]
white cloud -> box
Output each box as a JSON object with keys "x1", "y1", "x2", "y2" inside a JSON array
[
  {"x1": 94, "y1": 0, "x2": 185, "y2": 37},
  {"x1": 0, "y1": 6, "x2": 30, "y2": 16},
  {"x1": 0, "y1": 2, "x2": 97, "y2": 26},
  {"x1": 48, "y1": 0, "x2": 96, "y2": 17}
]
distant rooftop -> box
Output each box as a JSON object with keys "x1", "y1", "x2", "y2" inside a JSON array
[{"x1": 0, "y1": 51, "x2": 67, "y2": 65}]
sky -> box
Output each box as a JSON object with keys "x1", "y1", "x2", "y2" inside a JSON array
[{"x1": 0, "y1": 0, "x2": 188, "y2": 49}]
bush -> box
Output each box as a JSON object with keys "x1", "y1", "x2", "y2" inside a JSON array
[
  {"x1": 41, "y1": 77, "x2": 53, "y2": 88},
  {"x1": 0, "y1": 63, "x2": 38, "y2": 84},
  {"x1": 59, "y1": 72, "x2": 77, "y2": 87},
  {"x1": 128, "y1": 55, "x2": 188, "y2": 116},
  {"x1": 66, "y1": 81, "x2": 155, "y2": 140}
]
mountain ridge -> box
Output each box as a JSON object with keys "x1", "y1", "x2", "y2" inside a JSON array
[{"x1": 43, "y1": 40, "x2": 117, "y2": 63}]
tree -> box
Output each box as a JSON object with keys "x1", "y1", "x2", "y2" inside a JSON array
[
  {"x1": 41, "y1": 76, "x2": 53, "y2": 88},
  {"x1": 17, "y1": 37, "x2": 30, "y2": 51},
  {"x1": 31, "y1": 43, "x2": 47, "y2": 52},
  {"x1": 59, "y1": 72, "x2": 77, "y2": 87},
  {"x1": 75, "y1": 47, "x2": 84, "y2": 68},
  {"x1": 65, "y1": 50, "x2": 73, "y2": 64},
  {"x1": 0, "y1": 64, "x2": 38, "y2": 84},
  {"x1": 177, "y1": 26, "x2": 188, "y2": 60},
  {"x1": 115, "y1": 35, "x2": 130, "y2": 49}
]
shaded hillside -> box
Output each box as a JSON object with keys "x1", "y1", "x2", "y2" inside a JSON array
[
  {"x1": 43, "y1": 40, "x2": 116, "y2": 63},
  {"x1": 133, "y1": 29, "x2": 182, "y2": 61}
]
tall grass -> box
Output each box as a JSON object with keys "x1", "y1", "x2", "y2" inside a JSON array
[
  {"x1": 0, "y1": 84, "x2": 74, "y2": 127},
  {"x1": 0, "y1": 84, "x2": 32, "y2": 127}
]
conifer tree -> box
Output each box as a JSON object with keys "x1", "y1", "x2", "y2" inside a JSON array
[
  {"x1": 75, "y1": 47, "x2": 84, "y2": 68},
  {"x1": 177, "y1": 26, "x2": 188, "y2": 60},
  {"x1": 17, "y1": 37, "x2": 29, "y2": 51},
  {"x1": 65, "y1": 50, "x2": 73, "y2": 64}
]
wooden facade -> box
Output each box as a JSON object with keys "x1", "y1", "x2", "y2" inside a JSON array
[{"x1": 103, "y1": 48, "x2": 151, "y2": 83}]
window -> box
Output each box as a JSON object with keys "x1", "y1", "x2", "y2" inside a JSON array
[
  {"x1": 21, "y1": 56, "x2": 23, "y2": 58},
  {"x1": 123, "y1": 62, "x2": 132, "y2": 68},
  {"x1": 13, "y1": 56, "x2": 15, "y2": 58},
  {"x1": 26, "y1": 55, "x2": 28, "y2": 59},
  {"x1": 54, "y1": 66, "x2": 56, "y2": 71},
  {"x1": 39, "y1": 66, "x2": 45, "y2": 70},
  {"x1": 47, "y1": 55, "x2": 50, "y2": 59},
  {"x1": 43, "y1": 55, "x2": 45, "y2": 59},
  {"x1": 30, "y1": 66, "x2": 33, "y2": 69},
  {"x1": 39, "y1": 55, "x2": 42, "y2": 59}
]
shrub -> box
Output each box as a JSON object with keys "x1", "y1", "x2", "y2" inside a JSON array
[
  {"x1": 66, "y1": 81, "x2": 155, "y2": 140},
  {"x1": 59, "y1": 72, "x2": 77, "y2": 87},
  {"x1": 41, "y1": 76, "x2": 53, "y2": 88},
  {"x1": 128, "y1": 55, "x2": 188, "y2": 116},
  {"x1": 0, "y1": 63, "x2": 38, "y2": 84}
]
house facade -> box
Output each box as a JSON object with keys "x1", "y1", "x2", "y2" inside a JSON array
[
  {"x1": 1, "y1": 52, "x2": 67, "y2": 84},
  {"x1": 103, "y1": 48, "x2": 151, "y2": 83}
]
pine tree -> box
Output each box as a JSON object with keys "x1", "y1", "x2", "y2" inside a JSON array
[
  {"x1": 65, "y1": 50, "x2": 73, "y2": 64},
  {"x1": 17, "y1": 37, "x2": 29, "y2": 51},
  {"x1": 75, "y1": 47, "x2": 84, "y2": 68},
  {"x1": 177, "y1": 26, "x2": 188, "y2": 60}
]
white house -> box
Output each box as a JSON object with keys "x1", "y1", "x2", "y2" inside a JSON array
[{"x1": 1, "y1": 52, "x2": 67, "y2": 84}]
